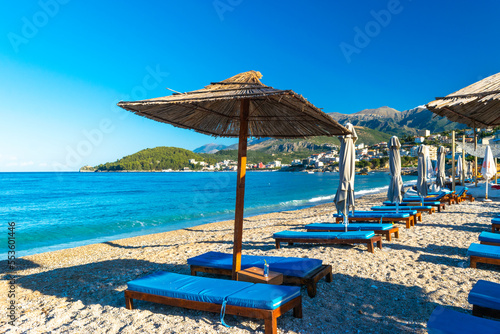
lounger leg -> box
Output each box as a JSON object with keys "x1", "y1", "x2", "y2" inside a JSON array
[
  {"x1": 377, "y1": 239, "x2": 382, "y2": 250},
  {"x1": 306, "y1": 283, "x2": 317, "y2": 298},
  {"x1": 125, "y1": 294, "x2": 134, "y2": 310},
  {"x1": 385, "y1": 232, "x2": 391, "y2": 242},
  {"x1": 470, "y1": 257, "x2": 477, "y2": 268},
  {"x1": 190, "y1": 268, "x2": 197, "y2": 276},
  {"x1": 325, "y1": 271, "x2": 333, "y2": 283},
  {"x1": 293, "y1": 302, "x2": 303, "y2": 318},
  {"x1": 275, "y1": 240, "x2": 281, "y2": 249},
  {"x1": 405, "y1": 219, "x2": 410, "y2": 229},
  {"x1": 418, "y1": 214, "x2": 422, "y2": 222},
  {"x1": 264, "y1": 315, "x2": 277, "y2": 334},
  {"x1": 367, "y1": 241, "x2": 374, "y2": 253},
  {"x1": 394, "y1": 230, "x2": 399, "y2": 239}
]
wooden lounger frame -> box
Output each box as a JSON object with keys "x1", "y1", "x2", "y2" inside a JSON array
[
  {"x1": 492, "y1": 222, "x2": 500, "y2": 233},
  {"x1": 335, "y1": 216, "x2": 415, "y2": 229},
  {"x1": 125, "y1": 289, "x2": 302, "y2": 334},
  {"x1": 469, "y1": 255, "x2": 500, "y2": 268},
  {"x1": 190, "y1": 264, "x2": 333, "y2": 298},
  {"x1": 306, "y1": 226, "x2": 399, "y2": 241},
  {"x1": 480, "y1": 240, "x2": 500, "y2": 247},
  {"x1": 472, "y1": 304, "x2": 500, "y2": 320},
  {"x1": 402, "y1": 202, "x2": 445, "y2": 212},
  {"x1": 274, "y1": 235, "x2": 383, "y2": 253}
]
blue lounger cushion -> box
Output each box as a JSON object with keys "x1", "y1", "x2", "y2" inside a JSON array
[
  {"x1": 127, "y1": 271, "x2": 301, "y2": 310},
  {"x1": 187, "y1": 251, "x2": 322, "y2": 278},
  {"x1": 274, "y1": 231, "x2": 375, "y2": 240},
  {"x1": 383, "y1": 201, "x2": 441, "y2": 206},
  {"x1": 492, "y1": 218, "x2": 500, "y2": 224},
  {"x1": 371, "y1": 206, "x2": 432, "y2": 211},
  {"x1": 332, "y1": 212, "x2": 410, "y2": 218},
  {"x1": 479, "y1": 232, "x2": 500, "y2": 244},
  {"x1": 404, "y1": 192, "x2": 448, "y2": 201},
  {"x1": 468, "y1": 280, "x2": 500, "y2": 312},
  {"x1": 427, "y1": 306, "x2": 500, "y2": 334},
  {"x1": 305, "y1": 223, "x2": 394, "y2": 231},
  {"x1": 467, "y1": 243, "x2": 500, "y2": 260}
]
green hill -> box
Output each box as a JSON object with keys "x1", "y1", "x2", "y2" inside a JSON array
[{"x1": 95, "y1": 147, "x2": 214, "y2": 171}]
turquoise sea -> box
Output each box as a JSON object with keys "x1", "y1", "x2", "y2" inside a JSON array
[{"x1": 0, "y1": 171, "x2": 417, "y2": 257}]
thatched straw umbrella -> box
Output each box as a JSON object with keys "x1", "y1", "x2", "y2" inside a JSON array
[
  {"x1": 426, "y1": 72, "x2": 500, "y2": 128},
  {"x1": 427, "y1": 72, "x2": 500, "y2": 190},
  {"x1": 117, "y1": 70, "x2": 350, "y2": 278}
]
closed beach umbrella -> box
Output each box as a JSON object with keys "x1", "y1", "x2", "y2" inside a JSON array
[
  {"x1": 118, "y1": 71, "x2": 350, "y2": 278},
  {"x1": 457, "y1": 155, "x2": 463, "y2": 181},
  {"x1": 416, "y1": 145, "x2": 428, "y2": 199},
  {"x1": 481, "y1": 145, "x2": 496, "y2": 200},
  {"x1": 333, "y1": 123, "x2": 357, "y2": 231},
  {"x1": 387, "y1": 136, "x2": 403, "y2": 209},
  {"x1": 436, "y1": 146, "x2": 446, "y2": 190}
]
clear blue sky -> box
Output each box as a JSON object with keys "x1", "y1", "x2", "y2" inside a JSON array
[{"x1": 1, "y1": 0, "x2": 498, "y2": 171}]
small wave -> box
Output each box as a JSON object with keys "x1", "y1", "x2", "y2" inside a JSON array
[
  {"x1": 403, "y1": 180, "x2": 417, "y2": 186},
  {"x1": 354, "y1": 186, "x2": 388, "y2": 198},
  {"x1": 309, "y1": 195, "x2": 335, "y2": 202}
]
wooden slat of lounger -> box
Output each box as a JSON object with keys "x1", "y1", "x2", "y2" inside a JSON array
[
  {"x1": 190, "y1": 264, "x2": 333, "y2": 298},
  {"x1": 125, "y1": 289, "x2": 302, "y2": 334},
  {"x1": 274, "y1": 235, "x2": 383, "y2": 253},
  {"x1": 492, "y1": 223, "x2": 500, "y2": 233},
  {"x1": 307, "y1": 226, "x2": 399, "y2": 241},
  {"x1": 469, "y1": 255, "x2": 500, "y2": 268},
  {"x1": 335, "y1": 216, "x2": 414, "y2": 229}
]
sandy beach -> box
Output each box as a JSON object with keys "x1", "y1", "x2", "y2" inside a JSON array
[{"x1": 2, "y1": 190, "x2": 500, "y2": 334}]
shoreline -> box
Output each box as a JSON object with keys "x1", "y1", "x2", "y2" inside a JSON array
[
  {"x1": 2, "y1": 191, "x2": 499, "y2": 333},
  {"x1": 15, "y1": 183, "x2": 405, "y2": 259}
]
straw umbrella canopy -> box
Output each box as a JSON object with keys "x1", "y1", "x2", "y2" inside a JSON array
[
  {"x1": 436, "y1": 146, "x2": 446, "y2": 190},
  {"x1": 117, "y1": 70, "x2": 350, "y2": 278},
  {"x1": 334, "y1": 123, "x2": 357, "y2": 231},
  {"x1": 387, "y1": 136, "x2": 403, "y2": 204},
  {"x1": 426, "y1": 72, "x2": 500, "y2": 128},
  {"x1": 416, "y1": 145, "x2": 429, "y2": 198}
]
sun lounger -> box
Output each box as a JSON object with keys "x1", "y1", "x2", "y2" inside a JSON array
[
  {"x1": 188, "y1": 251, "x2": 332, "y2": 298},
  {"x1": 383, "y1": 200, "x2": 445, "y2": 212},
  {"x1": 467, "y1": 243, "x2": 500, "y2": 268},
  {"x1": 469, "y1": 280, "x2": 500, "y2": 320},
  {"x1": 455, "y1": 186, "x2": 475, "y2": 202},
  {"x1": 427, "y1": 306, "x2": 500, "y2": 334},
  {"x1": 492, "y1": 218, "x2": 500, "y2": 233},
  {"x1": 273, "y1": 231, "x2": 382, "y2": 253},
  {"x1": 371, "y1": 205, "x2": 435, "y2": 215},
  {"x1": 403, "y1": 191, "x2": 456, "y2": 205},
  {"x1": 305, "y1": 223, "x2": 399, "y2": 241},
  {"x1": 479, "y1": 231, "x2": 500, "y2": 246},
  {"x1": 332, "y1": 211, "x2": 415, "y2": 228},
  {"x1": 125, "y1": 271, "x2": 302, "y2": 334},
  {"x1": 452, "y1": 186, "x2": 469, "y2": 203}
]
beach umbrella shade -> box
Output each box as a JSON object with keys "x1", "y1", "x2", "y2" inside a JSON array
[
  {"x1": 416, "y1": 145, "x2": 429, "y2": 199},
  {"x1": 427, "y1": 72, "x2": 500, "y2": 128},
  {"x1": 117, "y1": 71, "x2": 350, "y2": 278},
  {"x1": 333, "y1": 123, "x2": 357, "y2": 231},
  {"x1": 387, "y1": 136, "x2": 403, "y2": 210},
  {"x1": 436, "y1": 146, "x2": 446, "y2": 190},
  {"x1": 481, "y1": 145, "x2": 496, "y2": 200}
]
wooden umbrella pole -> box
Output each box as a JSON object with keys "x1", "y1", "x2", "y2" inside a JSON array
[
  {"x1": 232, "y1": 99, "x2": 249, "y2": 279},
  {"x1": 452, "y1": 131, "x2": 455, "y2": 191}
]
